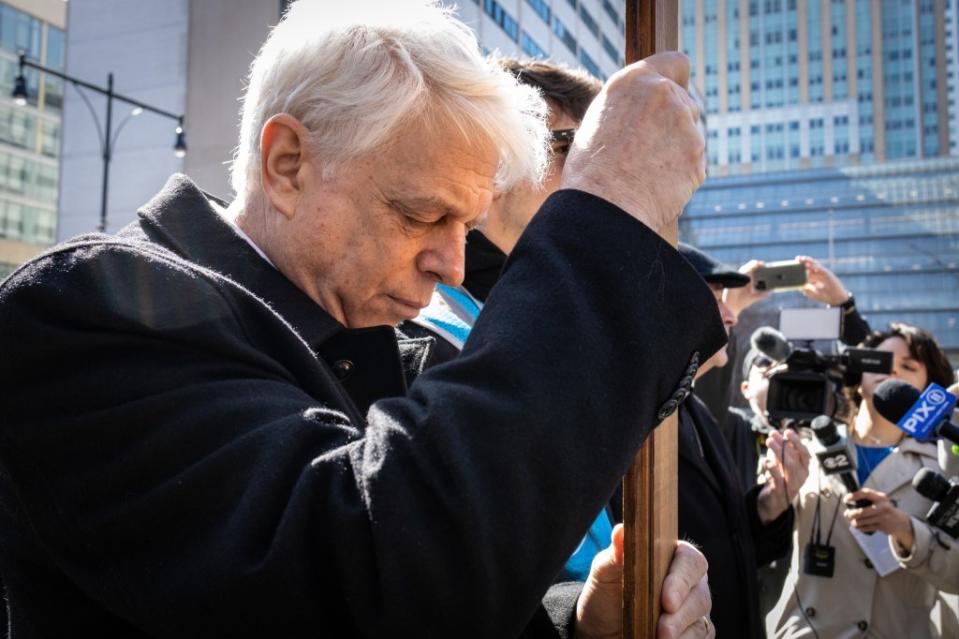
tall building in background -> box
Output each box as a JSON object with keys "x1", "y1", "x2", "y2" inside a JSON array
[
  {"x1": 0, "y1": 0, "x2": 65, "y2": 278},
  {"x1": 451, "y1": 0, "x2": 624, "y2": 80},
  {"x1": 681, "y1": 0, "x2": 958, "y2": 175},
  {"x1": 680, "y1": 0, "x2": 959, "y2": 366},
  {"x1": 56, "y1": 0, "x2": 620, "y2": 238}
]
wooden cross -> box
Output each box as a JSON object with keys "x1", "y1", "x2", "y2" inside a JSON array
[{"x1": 622, "y1": 1, "x2": 681, "y2": 637}]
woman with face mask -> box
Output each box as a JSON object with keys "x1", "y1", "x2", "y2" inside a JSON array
[{"x1": 768, "y1": 323, "x2": 959, "y2": 639}]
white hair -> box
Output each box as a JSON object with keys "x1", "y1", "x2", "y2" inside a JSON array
[{"x1": 230, "y1": 0, "x2": 549, "y2": 205}]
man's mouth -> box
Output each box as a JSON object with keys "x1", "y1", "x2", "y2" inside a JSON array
[{"x1": 387, "y1": 294, "x2": 428, "y2": 317}]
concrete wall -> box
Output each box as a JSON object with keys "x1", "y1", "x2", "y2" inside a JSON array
[
  {"x1": 58, "y1": 0, "x2": 188, "y2": 239},
  {"x1": 183, "y1": 0, "x2": 277, "y2": 201}
]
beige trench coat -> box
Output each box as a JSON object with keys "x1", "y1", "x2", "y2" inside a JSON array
[{"x1": 768, "y1": 436, "x2": 959, "y2": 639}]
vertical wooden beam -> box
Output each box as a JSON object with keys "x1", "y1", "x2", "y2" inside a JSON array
[{"x1": 623, "y1": 1, "x2": 679, "y2": 637}]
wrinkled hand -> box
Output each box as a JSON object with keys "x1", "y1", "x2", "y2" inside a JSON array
[
  {"x1": 796, "y1": 255, "x2": 850, "y2": 306},
  {"x1": 576, "y1": 525, "x2": 714, "y2": 639},
  {"x1": 723, "y1": 259, "x2": 771, "y2": 315},
  {"x1": 562, "y1": 52, "x2": 704, "y2": 236},
  {"x1": 757, "y1": 429, "x2": 810, "y2": 524},
  {"x1": 844, "y1": 488, "x2": 915, "y2": 551}
]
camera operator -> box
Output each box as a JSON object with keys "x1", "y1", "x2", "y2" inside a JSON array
[{"x1": 768, "y1": 324, "x2": 959, "y2": 639}]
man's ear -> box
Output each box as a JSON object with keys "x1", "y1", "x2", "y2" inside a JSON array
[{"x1": 260, "y1": 113, "x2": 311, "y2": 220}]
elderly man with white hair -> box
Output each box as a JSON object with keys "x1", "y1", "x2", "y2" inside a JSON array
[{"x1": 0, "y1": 1, "x2": 725, "y2": 637}]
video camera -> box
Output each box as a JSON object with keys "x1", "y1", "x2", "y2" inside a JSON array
[{"x1": 751, "y1": 308, "x2": 893, "y2": 423}]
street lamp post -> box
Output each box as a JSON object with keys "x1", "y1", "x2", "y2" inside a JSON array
[{"x1": 12, "y1": 52, "x2": 186, "y2": 233}]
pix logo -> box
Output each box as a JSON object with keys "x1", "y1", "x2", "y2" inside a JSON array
[{"x1": 899, "y1": 383, "x2": 957, "y2": 441}]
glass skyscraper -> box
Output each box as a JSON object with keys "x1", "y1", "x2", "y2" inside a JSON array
[
  {"x1": 451, "y1": 0, "x2": 625, "y2": 81},
  {"x1": 680, "y1": 0, "x2": 959, "y2": 363},
  {"x1": 681, "y1": 0, "x2": 958, "y2": 174},
  {"x1": 0, "y1": 0, "x2": 64, "y2": 279}
]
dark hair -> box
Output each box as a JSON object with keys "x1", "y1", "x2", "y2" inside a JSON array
[
  {"x1": 495, "y1": 57, "x2": 602, "y2": 122},
  {"x1": 861, "y1": 323, "x2": 955, "y2": 389},
  {"x1": 843, "y1": 322, "x2": 956, "y2": 414}
]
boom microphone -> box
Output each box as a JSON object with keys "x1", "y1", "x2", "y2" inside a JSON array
[
  {"x1": 874, "y1": 380, "x2": 959, "y2": 445},
  {"x1": 751, "y1": 326, "x2": 793, "y2": 362}
]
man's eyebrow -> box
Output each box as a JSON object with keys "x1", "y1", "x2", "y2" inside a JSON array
[{"x1": 392, "y1": 195, "x2": 467, "y2": 220}]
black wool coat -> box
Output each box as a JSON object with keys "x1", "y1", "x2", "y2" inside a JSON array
[
  {"x1": 678, "y1": 394, "x2": 794, "y2": 639},
  {"x1": 0, "y1": 175, "x2": 726, "y2": 638}
]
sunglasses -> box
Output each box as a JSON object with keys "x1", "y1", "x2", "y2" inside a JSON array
[
  {"x1": 550, "y1": 128, "x2": 577, "y2": 155},
  {"x1": 753, "y1": 356, "x2": 774, "y2": 370}
]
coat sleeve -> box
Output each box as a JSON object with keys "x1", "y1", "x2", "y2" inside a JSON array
[
  {"x1": 0, "y1": 190, "x2": 726, "y2": 637},
  {"x1": 839, "y1": 304, "x2": 871, "y2": 346},
  {"x1": 891, "y1": 517, "x2": 959, "y2": 594},
  {"x1": 745, "y1": 484, "x2": 796, "y2": 567}
]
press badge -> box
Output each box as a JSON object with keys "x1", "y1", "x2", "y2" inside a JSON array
[{"x1": 803, "y1": 542, "x2": 835, "y2": 577}]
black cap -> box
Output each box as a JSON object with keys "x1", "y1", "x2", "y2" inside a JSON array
[{"x1": 678, "y1": 243, "x2": 751, "y2": 289}]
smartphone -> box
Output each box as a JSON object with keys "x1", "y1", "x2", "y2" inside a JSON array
[{"x1": 753, "y1": 259, "x2": 807, "y2": 291}]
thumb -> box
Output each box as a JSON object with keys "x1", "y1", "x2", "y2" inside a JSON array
[{"x1": 589, "y1": 524, "x2": 625, "y2": 586}]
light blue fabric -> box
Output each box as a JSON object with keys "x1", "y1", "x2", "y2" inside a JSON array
[{"x1": 560, "y1": 508, "x2": 614, "y2": 582}]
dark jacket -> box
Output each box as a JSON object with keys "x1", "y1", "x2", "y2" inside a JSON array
[
  {"x1": 0, "y1": 176, "x2": 725, "y2": 638},
  {"x1": 417, "y1": 233, "x2": 793, "y2": 638},
  {"x1": 679, "y1": 394, "x2": 793, "y2": 639}
]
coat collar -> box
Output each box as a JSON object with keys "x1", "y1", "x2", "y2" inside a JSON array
[
  {"x1": 864, "y1": 436, "x2": 938, "y2": 495},
  {"x1": 128, "y1": 174, "x2": 433, "y2": 413},
  {"x1": 132, "y1": 174, "x2": 346, "y2": 351}
]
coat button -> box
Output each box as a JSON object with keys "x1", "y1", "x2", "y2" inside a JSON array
[
  {"x1": 864, "y1": 558, "x2": 873, "y2": 569},
  {"x1": 332, "y1": 359, "x2": 354, "y2": 380},
  {"x1": 657, "y1": 398, "x2": 679, "y2": 421},
  {"x1": 805, "y1": 607, "x2": 815, "y2": 618},
  {"x1": 857, "y1": 620, "x2": 868, "y2": 631}
]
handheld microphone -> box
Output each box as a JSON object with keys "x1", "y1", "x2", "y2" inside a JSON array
[
  {"x1": 912, "y1": 468, "x2": 959, "y2": 539},
  {"x1": 874, "y1": 380, "x2": 959, "y2": 445},
  {"x1": 810, "y1": 415, "x2": 869, "y2": 507},
  {"x1": 751, "y1": 326, "x2": 793, "y2": 362}
]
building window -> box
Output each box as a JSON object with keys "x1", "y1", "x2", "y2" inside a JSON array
[
  {"x1": 525, "y1": 0, "x2": 550, "y2": 25},
  {"x1": 553, "y1": 16, "x2": 578, "y2": 54},
  {"x1": 521, "y1": 30, "x2": 548, "y2": 59},
  {"x1": 601, "y1": 35, "x2": 619, "y2": 64},
  {"x1": 483, "y1": 0, "x2": 519, "y2": 42},
  {"x1": 579, "y1": 49, "x2": 602, "y2": 79},
  {"x1": 579, "y1": 5, "x2": 600, "y2": 38},
  {"x1": 601, "y1": 0, "x2": 621, "y2": 26}
]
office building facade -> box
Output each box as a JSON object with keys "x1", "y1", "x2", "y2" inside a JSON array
[
  {"x1": 680, "y1": 0, "x2": 958, "y2": 176},
  {"x1": 0, "y1": 0, "x2": 64, "y2": 278},
  {"x1": 683, "y1": 157, "x2": 959, "y2": 362},
  {"x1": 451, "y1": 0, "x2": 625, "y2": 80}
]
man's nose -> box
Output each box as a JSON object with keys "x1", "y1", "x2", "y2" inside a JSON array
[
  {"x1": 419, "y1": 225, "x2": 466, "y2": 287},
  {"x1": 719, "y1": 299, "x2": 738, "y2": 328}
]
